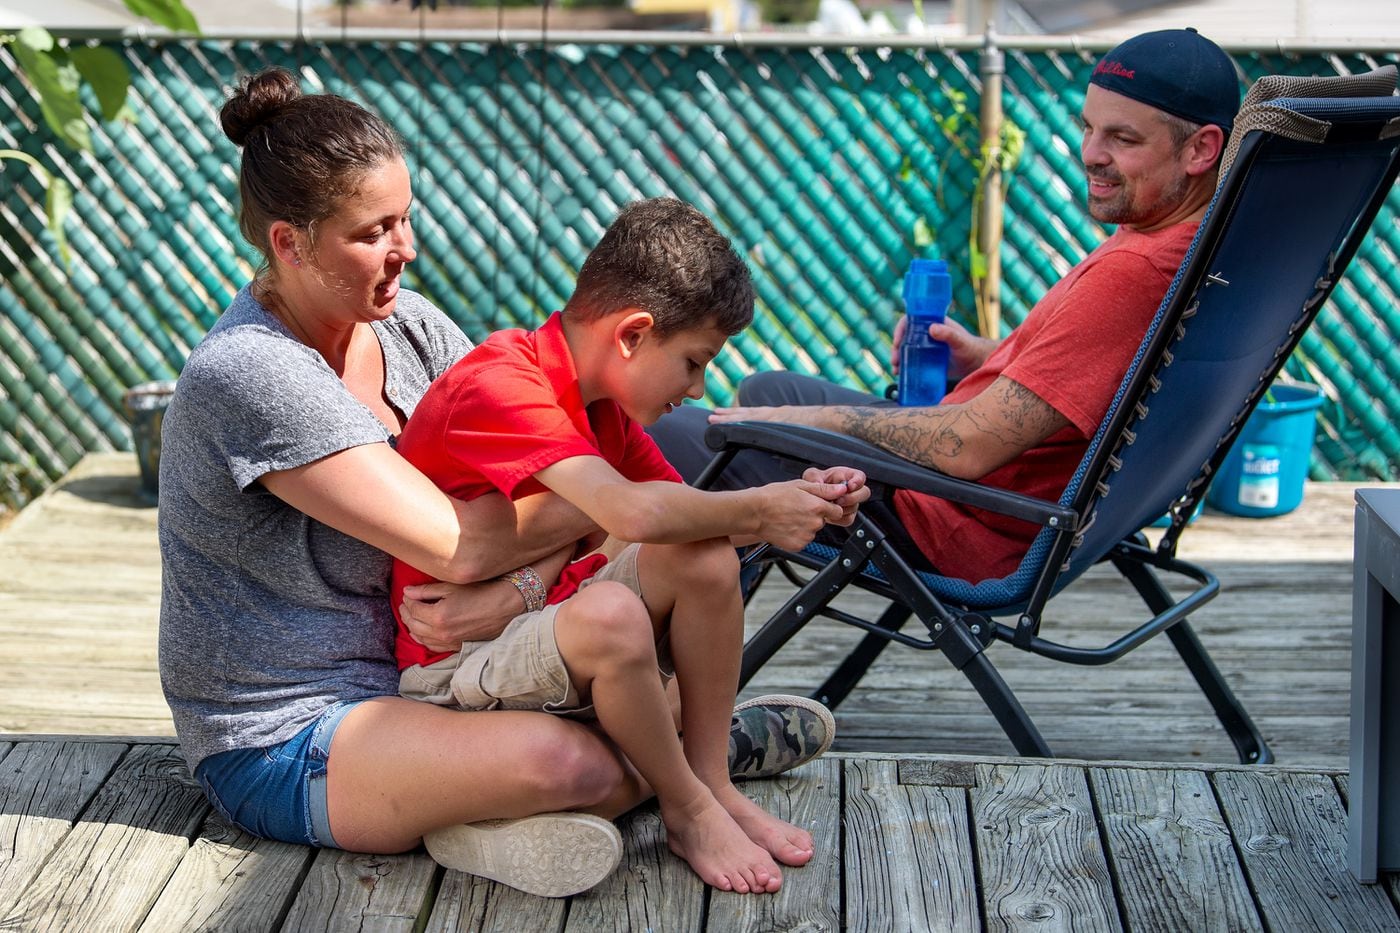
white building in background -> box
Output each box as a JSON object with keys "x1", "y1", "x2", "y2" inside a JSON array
[
  {"x1": 0, "y1": 0, "x2": 328, "y2": 32},
  {"x1": 964, "y1": 0, "x2": 1400, "y2": 42},
  {"x1": 3, "y1": 0, "x2": 1399, "y2": 39}
]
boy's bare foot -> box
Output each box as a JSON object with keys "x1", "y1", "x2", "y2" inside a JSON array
[
  {"x1": 715, "y1": 783, "x2": 816, "y2": 867},
  {"x1": 662, "y1": 792, "x2": 783, "y2": 893}
]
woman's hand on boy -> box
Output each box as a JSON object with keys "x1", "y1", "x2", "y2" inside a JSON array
[{"x1": 399, "y1": 579, "x2": 523, "y2": 653}]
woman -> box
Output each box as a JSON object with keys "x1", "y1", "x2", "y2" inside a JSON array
[
  {"x1": 158, "y1": 67, "x2": 833, "y2": 899},
  {"x1": 157, "y1": 67, "x2": 641, "y2": 898}
]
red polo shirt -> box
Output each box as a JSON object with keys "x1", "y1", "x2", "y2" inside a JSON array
[
  {"x1": 392, "y1": 312, "x2": 681, "y2": 668},
  {"x1": 894, "y1": 222, "x2": 1197, "y2": 583}
]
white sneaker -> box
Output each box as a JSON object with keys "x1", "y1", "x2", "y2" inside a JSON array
[{"x1": 423, "y1": 811, "x2": 623, "y2": 898}]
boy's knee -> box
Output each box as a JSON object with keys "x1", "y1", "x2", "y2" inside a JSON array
[
  {"x1": 651, "y1": 538, "x2": 739, "y2": 588},
  {"x1": 689, "y1": 538, "x2": 740, "y2": 584},
  {"x1": 559, "y1": 583, "x2": 654, "y2": 662}
]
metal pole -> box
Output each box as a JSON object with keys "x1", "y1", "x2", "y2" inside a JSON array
[{"x1": 977, "y1": 24, "x2": 1005, "y2": 339}]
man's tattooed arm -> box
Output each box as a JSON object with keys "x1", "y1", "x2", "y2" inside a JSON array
[{"x1": 821, "y1": 376, "x2": 1071, "y2": 479}]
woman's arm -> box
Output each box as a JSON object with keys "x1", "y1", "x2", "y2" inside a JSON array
[{"x1": 260, "y1": 442, "x2": 596, "y2": 583}]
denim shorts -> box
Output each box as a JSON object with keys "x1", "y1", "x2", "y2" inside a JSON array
[{"x1": 194, "y1": 700, "x2": 362, "y2": 848}]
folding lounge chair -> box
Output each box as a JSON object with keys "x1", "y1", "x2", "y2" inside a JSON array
[{"x1": 696, "y1": 68, "x2": 1400, "y2": 764}]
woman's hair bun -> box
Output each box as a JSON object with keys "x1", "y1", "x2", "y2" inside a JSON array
[{"x1": 220, "y1": 67, "x2": 302, "y2": 147}]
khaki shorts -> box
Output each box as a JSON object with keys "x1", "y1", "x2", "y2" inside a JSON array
[{"x1": 398, "y1": 544, "x2": 671, "y2": 717}]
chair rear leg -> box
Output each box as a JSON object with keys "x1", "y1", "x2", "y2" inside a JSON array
[
  {"x1": 1166, "y1": 621, "x2": 1274, "y2": 763},
  {"x1": 961, "y1": 649, "x2": 1054, "y2": 757},
  {"x1": 1114, "y1": 556, "x2": 1274, "y2": 764}
]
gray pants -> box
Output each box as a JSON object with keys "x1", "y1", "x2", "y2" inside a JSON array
[
  {"x1": 646, "y1": 371, "x2": 891, "y2": 488},
  {"x1": 646, "y1": 371, "x2": 933, "y2": 570}
]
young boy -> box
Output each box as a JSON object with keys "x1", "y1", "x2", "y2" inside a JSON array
[{"x1": 391, "y1": 198, "x2": 865, "y2": 894}]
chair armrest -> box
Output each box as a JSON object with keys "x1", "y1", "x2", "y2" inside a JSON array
[{"x1": 702, "y1": 420, "x2": 1078, "y2": 531}]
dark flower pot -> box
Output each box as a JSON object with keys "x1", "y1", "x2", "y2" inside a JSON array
[{"x1": 122, "y1": 380, "x2": 176, "y2": 504}]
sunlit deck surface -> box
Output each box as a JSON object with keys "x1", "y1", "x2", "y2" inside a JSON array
[{"x1": 1, "y1": 454, "x2": 1391, "y2": 930}]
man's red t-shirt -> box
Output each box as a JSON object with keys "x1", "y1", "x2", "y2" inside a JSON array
[
  {"x1": 391, "y1": 312, "x2": 682, "y2": 669},
  {"x1": 894, "y1": 222, "x2": 1197, "y2": 583}
]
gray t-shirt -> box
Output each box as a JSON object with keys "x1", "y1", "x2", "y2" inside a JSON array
[{"x1": 158, "y1": 286, "x2": 471, "y2": 773}]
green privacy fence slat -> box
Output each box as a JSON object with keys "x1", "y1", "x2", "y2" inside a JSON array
[{"x1": 3, "y1": 38, "x2": 1400, "y2": 513}]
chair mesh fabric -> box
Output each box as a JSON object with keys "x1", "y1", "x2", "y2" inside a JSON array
[{"x1": 1220, "y1": 66, "x2": 1399, "y2": 176}]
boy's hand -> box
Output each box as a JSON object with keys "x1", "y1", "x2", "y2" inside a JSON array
[
  {"x1": 803, "y1": 466, "x2": 869, "y2": 525},
  {"x1": 753, "y1": 479, "x2": 851, "y2": 550}
]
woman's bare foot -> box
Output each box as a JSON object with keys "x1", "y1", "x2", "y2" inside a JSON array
[
  {"x1": 714, "y1": 783, "x2": 816, "y2": 867},
  {"x1": 662, "y1": 791, "x2": 783, "y2": 893}
]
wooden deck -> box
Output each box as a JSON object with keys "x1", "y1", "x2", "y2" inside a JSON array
[
  {"x1": 0, "y1": 452, "x2": 1363, "y2": 766},
  {"x1": 0, "y1": 453, "x2": 1395, "y2": 929},
  {"x1": 2, "y1": 735, "x2": 1397, "y2": 931}
]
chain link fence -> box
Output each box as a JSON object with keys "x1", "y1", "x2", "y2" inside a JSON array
[{"x1": 2, "y1": 36, "x2": 1398, "y2": 510}]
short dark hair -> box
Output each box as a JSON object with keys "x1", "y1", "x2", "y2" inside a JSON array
[
  {"x1": 564, "y1": 198, "x2": 754, "y2": 339},
  {"x1": 1159, "y1": 111, "x2": 1204, "y2": 150},
  {"x1": 220, "y1": 67, "x2": 403, "y2": 265}
]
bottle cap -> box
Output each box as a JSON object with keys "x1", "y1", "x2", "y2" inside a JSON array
[{"x1": 908, "y1": 258, "x2": 948, "y2": 276}]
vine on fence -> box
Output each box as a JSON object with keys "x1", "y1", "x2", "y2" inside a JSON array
[
  {"x1": 911, "y1": 86, "x2": 1025, "y2": 337},
  {"x1": 0, "y1": 1, "x2": 200, "y2": 264}
]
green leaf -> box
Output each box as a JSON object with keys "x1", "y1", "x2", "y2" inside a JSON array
[
  {"x1": 913, "y1": 217, "x2": 933, "y2": 249},
  {"x1": 0, "y1": 149, "x2": 70, "y2": 266},
  {"x1": 70, "y1": 46, "x2": 130, "y2": 121},
  {"x1": 11, "y1": 41, "x2": 90, "y2": 151},
  {"x1": 122, "y1": 0, "x2": 201, "y2": 34},
  {"x1": 969, "y1": 245, "x2": 988, "y2": 280},
  {"x1": 16, "y1": 27, "x2": 54, "y2": 52},
  {"x1": 46, "y1": 175, "x2": 73, "y2": 266}
]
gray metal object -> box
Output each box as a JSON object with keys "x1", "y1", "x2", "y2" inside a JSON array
[{"x1": 1349, "y1": 489, "x2": 1400, "y2": 882}]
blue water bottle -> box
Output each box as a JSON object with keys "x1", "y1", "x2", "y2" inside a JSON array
[{"x1": 897, "y1": 258, "x2": 951, "y2": 406}]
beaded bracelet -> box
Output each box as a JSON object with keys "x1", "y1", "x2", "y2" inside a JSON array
[{"x1": 501, "y1": 566, "x2": 548, "y2": 613}]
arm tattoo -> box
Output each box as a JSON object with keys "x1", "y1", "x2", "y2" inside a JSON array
[
  {"x1": 990, "y1": 379, "x2": 1066, "y2": 443},
  {"x1": 822, "y1": 378, "x2": 1065, "y2": 473}
]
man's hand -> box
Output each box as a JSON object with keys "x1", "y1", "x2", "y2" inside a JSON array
[
  {"x1": 927, "y1": 317, "x2": 999, "y2": 380},
  {"x1": 890, "y1": 314, "x2": 999, "y2": 381},
  {"x1": 889, "y1": 314, "x2": 909, "y2": 375},
  {"x1": 803, "y1": 466, "x2": 868, "y2": 525},
  {"x1": 399, "y1": 579, "x2": 523, "y2": 653}
]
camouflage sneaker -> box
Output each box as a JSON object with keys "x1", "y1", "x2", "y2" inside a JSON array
[{"x1": 727, "y1": 694, "x2": 835, "y2": 782}]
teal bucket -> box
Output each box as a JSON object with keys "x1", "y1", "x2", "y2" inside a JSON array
[{"x1": 1206, "y1": 383, "x2": 1324, "y2": 518}]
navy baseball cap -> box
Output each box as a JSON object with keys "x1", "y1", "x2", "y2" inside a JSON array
[{"x1": 1089, "y1": 28, "x2": 1240, "y2": 134}]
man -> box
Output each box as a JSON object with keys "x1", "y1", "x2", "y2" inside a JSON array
[{"x1": 648, "y1": 28, "x2": 1241, "y2": 584}]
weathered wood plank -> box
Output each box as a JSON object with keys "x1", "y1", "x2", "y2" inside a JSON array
[
  {"x1": 897, "y1": 757, "x2": 978, "y2": 787},
  {"x1": 1213, "y1": 770, "x2": 1400, "y2": 932},
  {"x1": 427, "y1": 871, "x2": 567, "y2": 933},
  {"x1": 1090, "y1": 767, "x2": 1260, "y2": 932},
  {"x1": 563, "y1": 806, "x2": 704, "y2": 933},
  {"x1": 704, "y1": 758, "x2": 842, "y2": 932},
  {"x1": 0, "y1": 740, "x2": 126, "y2": 894},
  {"x1": 972, "y1": 763, "x2": 1120, "y2": 933},
  {"x1": 743, "y1": 560, "x2": 1353, "y2": 765},
  {"x1": 138, "y1": 812, "x2": 315, "y2": 932},
  {"x1": 281, "y1": 847, "x2": 438, "y2": 931},
  {"x1": 844, "y1": 758, "x2": 979, "y2": 932},
  {"x1": 0, "y1": 743, "x2": 207, "y2": 932}
]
